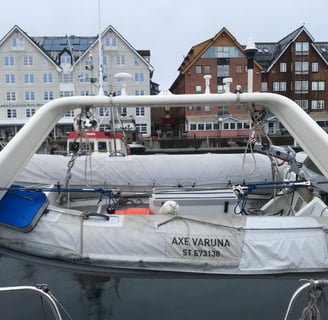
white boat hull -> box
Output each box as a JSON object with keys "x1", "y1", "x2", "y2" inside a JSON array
[{"x1": 0, "y1": 201, "x2": 327, "y2": 275}]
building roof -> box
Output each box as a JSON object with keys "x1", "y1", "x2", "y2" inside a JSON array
[
  {"x1": 32, "y1": 35, "x2": 97, "y2": 64},
  {"x1": 1, "y1": 25, "x2": 154, "y2": 73},
  {"x1": 255, "y1": 25, "x2": 328, "y2": 71},
  {"x1": 0, "y1": 25, "x2": 62, "y2": 70}
]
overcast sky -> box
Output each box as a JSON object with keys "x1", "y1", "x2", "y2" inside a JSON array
[{"x1": 1, "y1": 0, "x2": 327, "y2": 89}]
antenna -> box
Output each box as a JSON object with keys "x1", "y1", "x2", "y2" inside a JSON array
[{"x1": 97, "y1": 0, "x2": 104, "y2": 96}]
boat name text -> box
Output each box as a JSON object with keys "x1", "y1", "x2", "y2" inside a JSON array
[{"x1": 171, "y1": 236, "x2": 230, "y2": 247}]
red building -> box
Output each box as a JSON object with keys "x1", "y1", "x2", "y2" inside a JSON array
[
  {"x1": 170, "y1": 27, "x2": 262, "y2": 139},
  {"x1": 169, "y1": 25, "x2": 328, "y2": 139}
]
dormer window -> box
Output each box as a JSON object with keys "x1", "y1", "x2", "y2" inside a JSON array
[{"x1": 60, "y1": 52, "x2": 72, "y2": 65}]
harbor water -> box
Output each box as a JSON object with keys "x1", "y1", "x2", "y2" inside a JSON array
[{"x1": 0, "y1": 252, "x2": 327, "y2": 319}]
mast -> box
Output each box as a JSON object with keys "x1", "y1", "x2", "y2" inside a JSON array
[{"x1": 97, "y1": 0, "x2": 104, "y2": 96}]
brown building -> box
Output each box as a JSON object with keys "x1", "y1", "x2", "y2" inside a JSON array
[
  {"x1": 257, "y1": 25, "x2": 328, "y2": 131},
  {"x1": 169, "y1": 25, "x2": 328, "y2": 139}
]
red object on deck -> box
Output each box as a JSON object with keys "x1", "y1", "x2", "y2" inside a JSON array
[{"x1": 114, "y1": 208, "x2": 152, "y2": 215}]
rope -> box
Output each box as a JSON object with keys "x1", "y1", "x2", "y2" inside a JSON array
[
  {"x1": 284, "y1": 280, "x2": 328, "y2": 320},
  {"x1": 298, "y1": 280, "x2": 323, "y2": 320},
  {"x1": 299, "y1": 281, "x2": 322, "y2": 320}
]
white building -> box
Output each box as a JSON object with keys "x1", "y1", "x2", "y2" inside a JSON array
[{"x1": 0, "y1": 25, "x2": 156, "y2": 141}]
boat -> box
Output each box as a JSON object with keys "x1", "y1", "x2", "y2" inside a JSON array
[
  {"x1": 1, "y1": 83, "x2": 328, "y2": 275},
  {"x1": 66, "y1": 129, "x2": 128, "y2": 156}
]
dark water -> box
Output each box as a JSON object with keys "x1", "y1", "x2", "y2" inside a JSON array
[{"x1": 0, "y1": 252, "x2": 327, "y2": 319}]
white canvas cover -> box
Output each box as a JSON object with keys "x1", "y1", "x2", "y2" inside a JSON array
[
  {"x1": 16, "y1": 153, "x2": 281, "y2": 190},
  {"x1": 240, "y1": 216, "x2": 328, "y2": 273}
]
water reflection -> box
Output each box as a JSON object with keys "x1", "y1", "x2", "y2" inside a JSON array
[
  {"x1": 0, "y1": 252, "x2": 326, "y2": 319},
  {"x1": 75, "y1": 273, "x2": 119, "y2": 319}
]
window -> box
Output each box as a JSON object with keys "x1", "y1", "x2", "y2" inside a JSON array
[
  {"x1": 80, "y1": 90, "x2": 90, "y2": 96},
  {"x1": 98, "y1": 107, "x2": 108, "y2": 117},
  {"x1": 236, "y1": 65, "x2": 242, "y2": 73},
  {"x1": 218, "y1": 105, "x2": 229, "y2": 116},
  {"x1": 4, "y1": 56, "x2": 15, "y2": 66},
  {"x1": 272, "y1": 81, "x2": 287, "y2": 92},
  {"x1": 102, "y1": 55, "x2": 108, "y2": 66},
  {"x1": 187, "y1": 106, "x2": 193, "y2": 111},
  {"x1": 217, "y1": 64, "x2": 230, "y2": 77},
  {"x1": 44, "y1": 91, "x2": 54, "y2": 100},
  {"x1": 7, "y1": 108, "x2": 17, "y2": 118},
  {"x1": 104, "y1": 36, "x2": 117, "y2": 49},
  {"x1": 136, "y1": 107, "x2": 145, "y2": 116},
  {"x1": 221, "y1": 122, "x2": 239, "y2": 130},
  {"x1": 25, "y1": 91, "x2": 35, "y2": 100},
  {"x1": 280, "y1": 63, "x2": 287, "y2": 72},
  {"x1": 134, "y1": 73, "x2": 144, "y2": 82},
  {"x1": 317, "y1": 121, "x2": 328, "y2": 129},
  {"x1": 195, "y1": 85, "x2": 202, "y2": 93},
  {"x1": 261, "y1": 82, "x2": 268, "y2": 92},
  {"x1": 295, "y1": 99, "x2": 308, "y2": 110},
  {"x1": 79, "y1": 73, "x2": 90, "y2": 83},
  {"x1": 60, "y1": 91, "x2": 73, "y2": 97},
  {"x1": 60, "y1": 73, "x2": 73, "y2": 83},
  {"x1": 133, "y1": 57, "x2": 140, "y2": 66},
  {"x1": 5, "y1": 74, "x2": 15, "y2": 84},
  {"x1": 43, "y1": 73, "x2": 53, "y2": 83},
  {"x1": 195, "y1": 65, "x2": 202, "y2": 73},
  {"x1": 84, "y1": 57, "x2": 93, "y2": 69},
  {"x1": 295, "y1": 61, "x2": 309, "y2": 74},
  {"x1": 295, "y1": 42, "x2": 309, "y2": 55},
  {"x1": 312, "y1": 81, "x2": 325, "y2": 91},
  {"x1": 205, "y1": 123, "x2": 212, "y2": 130},
  {"x1": 11, "y1": 36, "x2": 24, "y2": 49},
  {"x1": 202, "y1": 46, "x2": 244, "y2": 58},
  {"x1": 311, "y1": 100, "x2": 325, "y2": 110},
  {"x1": 135, "y1": 90, "x2": 145, "y2": 96},
  {"x1": 24, "y1": 56, "x2": 33, "y2": 66},
  {"x1": 136, "y1": 124, "x2": 147, "y2": 134},
  {"x1": 97, "y1": 55, "x2": 107, "y2": 66},
  {"x1": 190, "y1": 124, "x2": 197, "y2": 131},
  {"x1": 24, "y1": 73, "x2": 34, "y2": 84},
  {"x1": 6, "y1": 92, "x2": 16, "y2": 101},
  {"x1": 204, "y1": 66, "x2": 210, "y2": 74},
  {"x1": 116, "y1": 55, "x2": 126, "y2": 65},
  {"x1": 26, "y1": 108, "x2": 36, "y2": 117},
  {"x1": 60, "y1": 52, "x2": 71, "y2": 65},
  {"x1": 198, "y1": 123, "x2": 204, "y2": 130},
  {"x1": 204, "y1": 105, "x2": 211, "y2": 112},
  {"x1": 196, "y1": 106, "x2": 201, "y2": 112},
  {"x1": 295, "y1": 80, "x2": 308, "y2": 93},
  {"x1": 119, "y1": 107, "x2": 127, "y2": 116},
  {"x1": 312, "y1": 62, "x2": 319, "y2": 72},
  {"x1": 217, "y1": 85, "x2": 225, "y2": 93}
]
